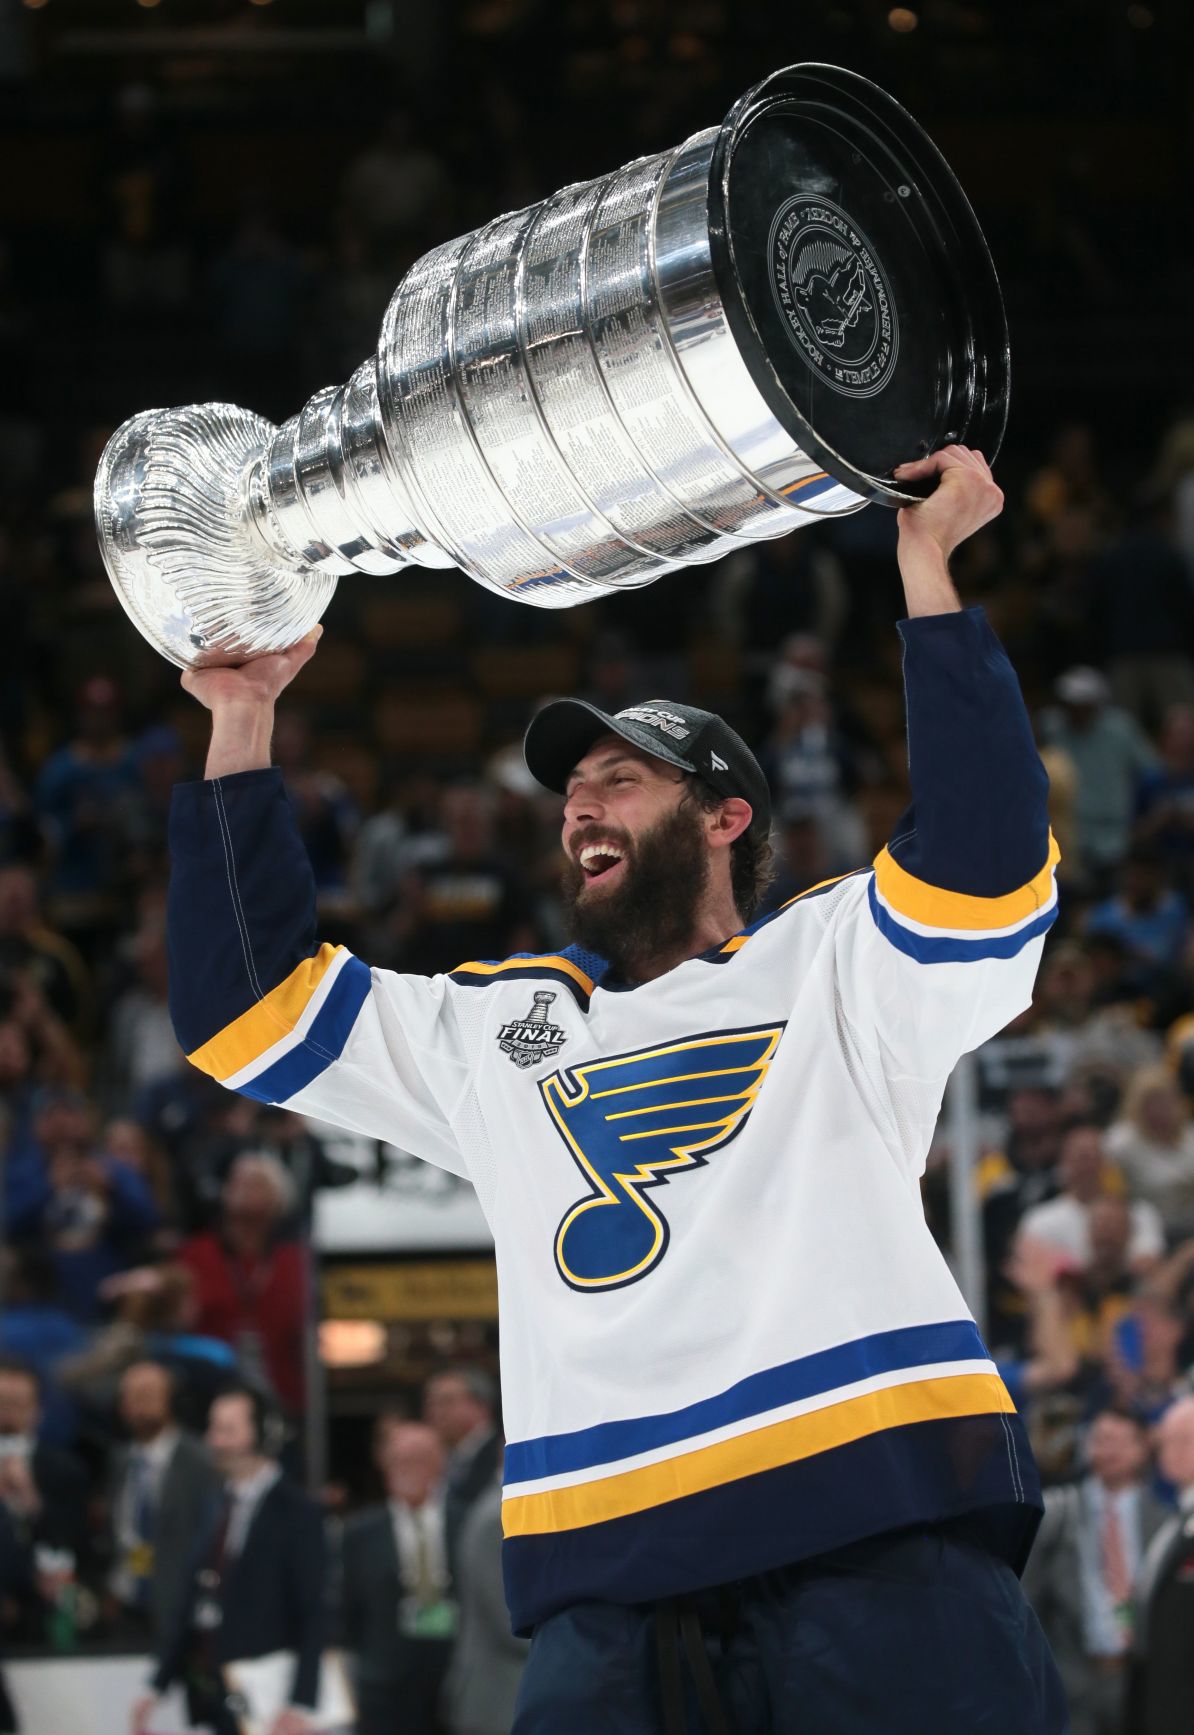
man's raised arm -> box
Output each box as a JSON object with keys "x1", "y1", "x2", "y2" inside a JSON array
[
  {"x1": 831, "y1": 447, "x2": 1059, "y2": 1095},
  {"x1": 166, "y1": 627, "x2": 472, "y2": 1177}
]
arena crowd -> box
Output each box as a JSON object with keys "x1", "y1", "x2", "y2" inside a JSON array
[{"x1": 3, "y1": 4, "x2": 1194, "y2": 1730}]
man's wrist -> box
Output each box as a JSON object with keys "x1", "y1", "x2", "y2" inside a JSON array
[
  {"x1": 205, "y1": 701, "x2": 275, "y2": 778},
  {"x1": 896, "y1": 522, "x2": 961, "y2": 618}
]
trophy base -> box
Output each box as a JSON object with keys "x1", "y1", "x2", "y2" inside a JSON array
[{"x1": 95, "y1": 404, "x2": 339, "y2": 670}]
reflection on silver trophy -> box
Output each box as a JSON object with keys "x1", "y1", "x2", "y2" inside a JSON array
[{"x1": 94, "y1": 63, "x2": 1009, "y2": 668}]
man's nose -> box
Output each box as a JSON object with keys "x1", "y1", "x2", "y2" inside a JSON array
[{"x1": 564, "y1": 783, "x2": 603, "y2": 824}]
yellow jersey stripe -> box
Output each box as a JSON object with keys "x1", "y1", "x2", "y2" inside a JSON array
[
  {"x1": 720, "y1": 872, "x2": 856, "y2": 954},
  {"x1": 872, "y1": 833, "x2": 1060, "y2": 932},
  {"x1": 453, "y1": 955, "x2": 596, "y2": 995},
  {"x1": 187, "y1": 943, "x2": 344, "y2": 1082},
  {"x1": 501, "y1": 1372, "x2": 1012, "y2": 1537}
]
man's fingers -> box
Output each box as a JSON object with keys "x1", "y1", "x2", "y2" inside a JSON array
[{"x1": 892, "y1": 444, "x2": 990, "y2": 481}]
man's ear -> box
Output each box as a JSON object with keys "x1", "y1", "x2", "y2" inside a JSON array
[{"x1": 706, "y1": 798, "x2": 752, "y2": 849}]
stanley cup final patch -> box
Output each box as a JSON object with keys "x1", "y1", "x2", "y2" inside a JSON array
[
  {"x1": 498, "y1": 991, "x2": 570, "y2": 1069},
  {"x1": 767, "y1": 194, "x2": 899, "y2": 399}
]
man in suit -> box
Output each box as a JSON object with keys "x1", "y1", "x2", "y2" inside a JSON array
[
  {"x1": 133, "y1": 1385, "x2": 325, "y2": 1735},
  {"x1": 106, "y1": 1359, "x2": 218, "y2": 1645},
  {"x1": 341, "y1": 1421, "x2": 454, "y2": 1735},
  {"x1": 446, "y1": 1469, "x2": 529, "y2": 1735},
  {"x1": 422, "y1": 1369, "x2": 499, "y2": 1582},
  {"x1": 1024, "y1": 1405, "x2": 1168, "y2": 1734},
  {"x1": 1129, "y1": 1395, "x2": 1194, "y2": 1735},
  {"x1": 0, "y1": 1354, "x2": 88, "y2": 1646}
]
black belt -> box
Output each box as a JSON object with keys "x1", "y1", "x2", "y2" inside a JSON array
[{"x1": 655, "y1": 1597, "x2": 734, "y2": 1735}]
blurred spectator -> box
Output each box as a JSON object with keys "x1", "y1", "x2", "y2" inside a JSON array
[
  {"x1": 272, "y1": 711, "x2": 359, "y2": 901},
  {"x1": 1085, "y1": 848, "x2": 1190, "y2": 994},
  {"x1": 6, "y1": 1089, "x2": 161, "y2": 1322},
  {"x1": 393, "y1": 787, "x2": 535, "y2": 977},
  {"x1": 104, "y1": 904, "x2": 185, "y2": 1106},
  {"x1": 0, "y1": 1249, "x2": 86, "y2": 1449},
  {"x1": 980, "y1": 1085, "x2": 1066, "y2": 1350},
  {"x1": 758, "y1": 672, "x2": 867, "y2": 870},
  {"x1": 446, "y1": 1468, "x2": 528, "y2": 1735},
  {"x1": 178, "y1": 1154, "x2": 308, "y2": 1416},
  {"x1": 32, "y1": 677, "x2": 140, "y2": 934},
  {"x1": 250, "y1": 1107, "x2": 358, "y2": 1226},
  {"x1": 1026, "y1": 424, "x2": 1110, "y2": 532},
  {"x1": 352, "y1": 770, "x2": 450, "y2": 923},
  {"x1": 1040, "y1": 668, "x2": 1158, "y2": 884},
  {"x1": 105, "y1": 1360, "x2": 218, "y2": 1646},
  {"x1": 1106, "y1": 1067, "x2": 1194, "y2": 1239},
  {"x1": 136, "y1": 1387, "x2": 325, "y2": 1735},
  {"x1": 1090, "y1": 499, "x2": 1194, "y2": 730},
  {"x1": 0, "y1": 1357, "x2": 88, "y2": 1648},
  {"x1": 58, "y1": 1264, "x2": 238, "y2": 1433},
  {"x1": 1023, "y1": 1406, "x2": 1164, "y2": 1735},
  {"x1": 341, "y1": 1421, "x2": 453, "y2": 1735},
  {"x1": 0, "y1": 864, "x2": 91, "y2": 1037},
  {"x1": 1136, "y1": 704, "x2": 1194, "y2": 894},
  {"x1": 1130, "y1": 1395, "x2": 1194, "y2": 1735},
  {"x1": 423, "y1": 1368, "x2": 500, "y2": 1582},
  {"x1": 1015, "y1": 1122, "x2": 1164, "y2": 1276},
  {"x1": 1060, "y1": 1198, "x2": 1141, "y2": 1368},
  {"x1": 1101, "y1": 1293, "x2": 1192, "y2": 1425}
]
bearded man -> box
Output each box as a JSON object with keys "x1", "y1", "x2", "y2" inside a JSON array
[{"x1": 166, "y1": 447, "x2": 1067, "y2": 1734}]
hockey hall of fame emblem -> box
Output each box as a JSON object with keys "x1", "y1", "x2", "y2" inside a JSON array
[
  {"x1": 497, "y1": 991, "x2": 569, "y2": 1069},
  {"x1": 768, "y1": 193, "x2": 899, "y2": 400}
]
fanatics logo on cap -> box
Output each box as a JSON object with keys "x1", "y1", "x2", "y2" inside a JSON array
[
  {"x1": 709, "y1": 751, "x2": 729, "y2": 772},
  {"x1": 497, "y1": 991, "x2": 569, "y2": 1069}
]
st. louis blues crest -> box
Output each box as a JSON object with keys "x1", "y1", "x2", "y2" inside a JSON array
[
  {"x1": 498, "y1": 990, "x2": 569, "y2": 1069},
  {"x1": 541, "y1": 1024, "x2": 784, "y2": 1291}
]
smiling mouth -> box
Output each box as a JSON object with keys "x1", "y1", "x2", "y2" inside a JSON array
[{"x1": 578, "y1": 844, "x2": 627, "y2": 887}]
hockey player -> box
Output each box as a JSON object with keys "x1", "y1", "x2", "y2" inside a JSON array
[{"x1": 165, "y1": 446, "x2": 1067, "y2": 1733}]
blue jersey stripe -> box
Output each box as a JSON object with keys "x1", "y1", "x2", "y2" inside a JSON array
[
  {"x1": 866, "y1": 879, "x2": 1057, "y2": 964},
  {"x1": 238, "y1": 955, "x2": 373, "y2": 1104},
  {"x1": 503, "y1": 1318, "x2": 988, "y2": 1485}
]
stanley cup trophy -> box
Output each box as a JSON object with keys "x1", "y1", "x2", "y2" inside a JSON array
[{"x1": 94, "y1": 64, "x2": 1009, "y2": 668}]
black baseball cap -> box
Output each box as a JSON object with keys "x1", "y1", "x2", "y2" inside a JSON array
[{"x1": 523, "y1": 698, "x2": 772, "y2": 837}]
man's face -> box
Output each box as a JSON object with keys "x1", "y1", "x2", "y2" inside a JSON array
[
  {"x1": 381, "y1": 1424, "x2": 445, "y2": 1508},
  {"x1": 119, "y1": 1363, "x2": 172, "y2": 1442},
  {"x1": 0, "y1": 1372, "x2": 39, "y2": 1438},
  {"x1": 1088, "y1": 1198, "x2": 1130, "y2": 1271},
  {"x1": 205, "y1": 1394, "x2": 259, "y2": 1475},
  {"x1": 1059, "y1": 1128, "x2": 1104, "y2": 1199},
  {"x1": 1087, "y1": 1413, "x2": 1146, "y2": 1486},
  {"x1": 560, "y1": 737, "x2": 713, "y2": 973},
  {"x1": 1156, "y1": 1403, "x2": 1194, "y2": 1492},
  {"x1": 1008, "y1": 1090, "x2": 1064, "y2": 1172},
  {"x1": 423, "y1": 1375, "x2": 486, "y2": 1449}
]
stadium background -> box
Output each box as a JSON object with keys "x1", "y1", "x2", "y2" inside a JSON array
[{"x1": 2, "y1": 0, "x2": 1194, "y2": 1728}]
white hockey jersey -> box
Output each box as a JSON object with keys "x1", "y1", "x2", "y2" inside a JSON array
[{"x1": 167, "y1": 607, "x2": 1058, "y2": 1632}]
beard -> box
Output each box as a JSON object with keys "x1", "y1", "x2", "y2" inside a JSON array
[{"x1": 562, "y1": 798, "x2": 711, "y2": 980}]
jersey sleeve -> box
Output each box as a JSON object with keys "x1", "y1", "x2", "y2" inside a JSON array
[
  {"x1": 831, "y1": 606, "x2": 1058, "y2": 1086},
  {"x1": 166, "y1": 768, "x2": 473, "y2": 1178}
]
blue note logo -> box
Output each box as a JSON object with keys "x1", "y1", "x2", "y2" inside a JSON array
[{"x1": 541, "y1": 1025, "x2": 784, "y2": 1292}]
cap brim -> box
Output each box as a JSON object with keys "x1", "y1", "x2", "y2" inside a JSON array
[{"x1": 523, "y1": 699, "x2": 697, "y2": 794}]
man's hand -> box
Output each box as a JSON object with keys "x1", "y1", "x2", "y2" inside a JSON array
[
  {"x1": 892, "y1": 444, "x2": 1004, "y2": 618},
  {"x1": 180, "y1": 626, "x2": 322, "y2": 779}
]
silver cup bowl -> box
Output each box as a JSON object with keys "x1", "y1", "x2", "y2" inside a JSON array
[{"x1": 95, "y1": 63, "x2": 1008, "y2": 668}]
